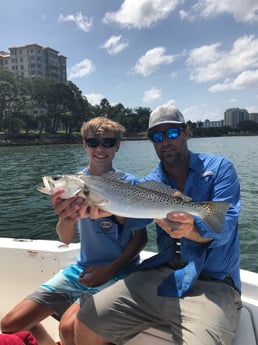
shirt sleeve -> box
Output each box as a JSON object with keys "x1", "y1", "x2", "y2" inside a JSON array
[{"x1": 194, "y1": 157, "x2": 241, "y2": 248}]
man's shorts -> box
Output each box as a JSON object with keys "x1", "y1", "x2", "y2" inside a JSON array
[{"x1": 26, "y1": 264, "x2": 127, "y2": 320}]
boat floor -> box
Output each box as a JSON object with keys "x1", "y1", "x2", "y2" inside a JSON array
[{"x1": 0, "y1": 238, "x2": 257, "y2": 344}]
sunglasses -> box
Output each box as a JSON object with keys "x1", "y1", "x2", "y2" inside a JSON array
[
  {"x1": 149, "y1": 127, "x2": 184, "y2": 143},
  {"x1": 84, "y1": 137, "x2": 117, "y2": 148}
]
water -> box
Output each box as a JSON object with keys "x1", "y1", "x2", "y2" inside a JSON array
[{"x1": 1, "y1": 136, "x2": 258, "y2": 273}]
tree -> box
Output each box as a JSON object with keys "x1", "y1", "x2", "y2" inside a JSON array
[{"x1": 238, "y1": 120, "x2": 258, "y2": 133}]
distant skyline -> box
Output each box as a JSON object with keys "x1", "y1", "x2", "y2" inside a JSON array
[{"x1": 1, "y1": 0, "x2": 258, "y2": 123}]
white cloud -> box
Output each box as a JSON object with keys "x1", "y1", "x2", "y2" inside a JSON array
[
  {"x1": 132, "y1": 47, "x2": 174, "y2": 76},
  {"x1": 209, "y1": 70, "x2": 258, "y2": 92},
  {"x1": 186, "y1": 35, "x2": 258, "y2": 84},
  {"x1": 58, "y1": 12, "x2": 93, "y2": 32},
  {"x1": 183, "y1": 105, "x2": 222, "y2": 122},
  {"x1": 181, "y1": 0, "x2": 258, "y2": 23},
  {"x1": 228, "y1": 98, "x2": 238, "y2": 103},
  {"x1": 143, "y1": 87, "x2": 161, "y2": 103},
  {"x1": 84, "y1": 93, "x2": 104, "y2": 105},
  {"x1": 101, "y1": 35, "x2": 129, "y2": 55},
  {"x1": 102, "y1": 0, "x2": 180, "y2": 29},
  {"x1": 68, "y1": 59, "x2": 95, "y2": 79},
  {"x1": 247, "y1": 105, "x2": 258, "y2": 112},
  {"x1": 170, "y1": 72, "x2": 178, "y2": 79}
]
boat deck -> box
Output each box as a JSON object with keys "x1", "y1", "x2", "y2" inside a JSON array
[{"x1": 0, "y1": 238, "x2": 257, "y2": 344}]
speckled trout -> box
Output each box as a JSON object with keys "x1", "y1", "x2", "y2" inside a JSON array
[{"x1": 38, "y1": 172, "x2": 230, "y2": 234}]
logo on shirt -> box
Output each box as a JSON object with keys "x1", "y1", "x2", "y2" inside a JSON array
[{"x1": 99, "y1": 220, "x2": 113, "y2": 232}]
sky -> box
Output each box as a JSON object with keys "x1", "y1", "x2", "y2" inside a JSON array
[{"x1": 1, "y1": 0, "x2": 258, "y2": 123}]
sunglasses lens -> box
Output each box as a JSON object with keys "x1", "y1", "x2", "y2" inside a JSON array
[
  {"x1": 85, "y1": 138, "x2": 99, "y2": 148},
  {"x1": 166, "y1": 128, "x2": 180, "y2": 139},
  {"x1": 151, "y1": 132, "x2": 163, "y2": 143},
  {"x1": 150, "y1": 127, "x2": 181, "y2": 143},
  {"x1": 85, "y1": 138, "x2": 116, "y2": 148},
  {"x1": 102, "y1": 138, "x2": 117, "y2": 148}
]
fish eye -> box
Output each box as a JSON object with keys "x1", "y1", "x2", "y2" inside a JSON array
[{"x1": 53, "y1": 175, "x2": 63, "y2": 181}]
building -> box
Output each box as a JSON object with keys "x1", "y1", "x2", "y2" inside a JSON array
[
  {"x1": 249, "y1": 113, "x2": 258, "y2": 123},
  {"x1": 203, "y1": 119, "x2": 224, "y2": 128},
  {"x1": 224, "y1": 108, "x2": 249, "y2": 129},
  {"x1": 0, "y1": 43, "x2": 67, "y2": 82}
]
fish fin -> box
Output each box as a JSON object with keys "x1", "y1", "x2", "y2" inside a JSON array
[
  {"x1": 101, "y1": 171, "x2": 132, "y2": 185},
  {"x1": 201, "y1": 201, "x2": 230, "y2": 234},
  {"x1": 137, "y1": 181, "x2": 192, "y2": 201},
  {"x1": 102, "y1": 171, "x2": 126, "y2": 180}
]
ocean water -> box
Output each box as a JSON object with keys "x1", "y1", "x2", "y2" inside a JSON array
[{"x1": 0, "y1": 136, "x2": 258, "y2": 273}]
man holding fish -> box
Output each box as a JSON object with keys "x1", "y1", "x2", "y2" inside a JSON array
[{"x1": 73, "y1": 104, "x2": 242, "y2": 345}]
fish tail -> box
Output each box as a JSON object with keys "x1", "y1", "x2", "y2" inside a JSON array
[{"x1": 201, "y1": 201, "x2": 230, "y2": 234}]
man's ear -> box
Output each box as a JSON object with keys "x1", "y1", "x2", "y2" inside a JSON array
[{"x1": 185, "y1": 127, "x2": 191, "y2": 139}]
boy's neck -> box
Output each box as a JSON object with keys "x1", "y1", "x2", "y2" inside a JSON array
[{"x1": 87, "y1": 164, "x2": 114, "y2": 176}]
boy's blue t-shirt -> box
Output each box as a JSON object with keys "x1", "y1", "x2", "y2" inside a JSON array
[{"x1": 75, "y1": 168, "x2": 143, "y2": 273}]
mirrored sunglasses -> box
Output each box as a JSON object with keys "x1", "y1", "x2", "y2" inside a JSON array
[
  {"x1": 84, "y1": 137, "x2": 117, "y2": 148},
  {"x1": 149, "y1": 127, "x2": 184, "y2": 143}
]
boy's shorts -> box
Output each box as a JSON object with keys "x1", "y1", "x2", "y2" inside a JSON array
[{"x1": 26, "y1": 264, "x2": 127, "y2": 320}]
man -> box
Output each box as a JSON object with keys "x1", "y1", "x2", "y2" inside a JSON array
[
  {"x1": 74, "y1": 104, "x2": 242, "y2": 345},
  {"x1": 0, "y1": 117, "x2": 147, "y2": 345}
]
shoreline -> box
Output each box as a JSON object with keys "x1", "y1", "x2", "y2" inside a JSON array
[
  {"x1": 0, "y1": 133, "x2": 149, "y2": 146},
  {"x1": 0, "y1": 132, "x2": 257, "y2": 147}
]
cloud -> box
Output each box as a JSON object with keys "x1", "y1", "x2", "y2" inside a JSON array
[
  {"x1": 84, "y1": 93, "x2": 104, "y2": 105},
  {"x1": 58, "y1": 12, "x2": 93, "y2": 32},
  {"x1": 183, "y1": 105, "x2": 222, "y2": 122},
  {"x1": 209, "y1": 70, "x2": 258, "y2": 92},
  {"x1": 247, "y1": 105, "x2": 258, "y2": 112},
  {"x1": 181, "y1": 0, "x2": 258, "y2": 23},
  {"x1": 170, "y1": 72, "x2": 178, "y2": 79},
  {"x1": 102, "y1": 0, "x2": 179, "y2": 29},
  {"x1": 186, "y1": 35, "x2": 258, "y2": 84},
  {"x1": 132, "y1": 47, "x2": 174, "y2": 76},
  {"x1": 143, "y1": 87, "x2": 161, "y2": 103},
  {"x1": 101, "y1": 35, "x2": 129, "y2": 55},
  {"x1": 68, "y1": 59, "x2": 95, "y2": 79}
]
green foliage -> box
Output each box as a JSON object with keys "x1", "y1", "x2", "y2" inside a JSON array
[
  {"x1": 1, "y1": 69, "x2": 257, "y2": 137},
  {"x1": 0, "y1": 70, "x2": 150, "y2": 135}
]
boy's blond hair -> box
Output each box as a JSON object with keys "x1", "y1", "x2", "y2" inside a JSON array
[{"x1": 81, "y1": 117, "x2": 125, "y2": 141}]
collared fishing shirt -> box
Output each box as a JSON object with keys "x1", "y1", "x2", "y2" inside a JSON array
[{"x1": 139, "y1": 150, "x2": 241, "y2": 293}]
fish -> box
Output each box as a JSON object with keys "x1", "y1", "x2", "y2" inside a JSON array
[{"x1": 37, "y1": 172, "x2": 230, "y2": 234}]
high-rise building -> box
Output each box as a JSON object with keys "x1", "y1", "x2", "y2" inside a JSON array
[
  {"x1": 0, "y1": 43, "x2": 67, "y2": 82},
  {"x1": 249, "y1": 113, "x2": 258, "y2": 123},
  {"x1": 224, "y1": 108, "x2": 249, "y2": 129}
]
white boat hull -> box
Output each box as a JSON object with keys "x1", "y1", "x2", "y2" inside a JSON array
[{"x1": 0, "y1": 238, "x2": 257, "y2": 344}]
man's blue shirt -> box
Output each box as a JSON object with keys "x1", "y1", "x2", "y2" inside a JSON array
[{"x1": 139, "y1": 150, "x2": 241, "y2": 291}]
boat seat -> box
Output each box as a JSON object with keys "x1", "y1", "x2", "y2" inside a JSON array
[
  {"x1": 125, "y1": 306, "x2": 257, "y2": 345},
  {"x1": 233, "y1": 306, "x2": 257, "y2": 345}
]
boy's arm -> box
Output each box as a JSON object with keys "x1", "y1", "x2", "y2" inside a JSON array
[
  {"x1": 79, "y1": 228, "x2": 148, "y2": 287},
  {"x1": 51, "y1": 190, "x2": 79, "y2": 244},
  {"x1": 105, "y1": 228, "x2": 148, "y2": 276}
]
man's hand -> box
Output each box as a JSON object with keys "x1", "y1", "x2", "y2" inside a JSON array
[
  {"x1": 156, "y1": 212, "x2": 213, "y2": 243},
  {"x1": 155, "y1": 212, "x2": 195, "y2": 239}
]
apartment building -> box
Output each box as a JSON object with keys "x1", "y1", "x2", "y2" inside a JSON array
[
  {"x1": 0, "y1": 43, "x2": 67, "y2": 82},
  {"x1": 224, "y1": 108, "x2": 249, "y2": 129}
]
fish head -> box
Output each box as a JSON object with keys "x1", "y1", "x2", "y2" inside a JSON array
[{"x1": 37, "y1": 175, "x2": 86, "y2": 199}]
